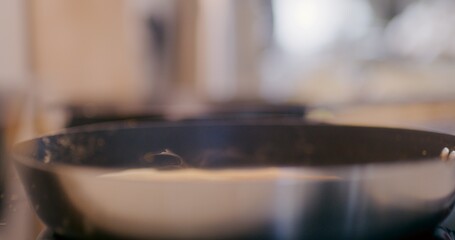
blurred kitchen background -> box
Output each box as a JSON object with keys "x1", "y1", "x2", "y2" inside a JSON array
[
  {"x1": 4, "y1": 0, "x2": 455, "y2": 136},
  {"x1": 2, "y1": 0, "x2": 455, "y2": 239}
]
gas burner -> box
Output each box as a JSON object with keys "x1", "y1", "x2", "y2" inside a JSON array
[{"x1": 36, "y1": 227, "x2": 455, "y2": 240}]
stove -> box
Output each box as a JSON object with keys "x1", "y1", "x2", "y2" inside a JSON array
[{"x1": 36, "y1": 227, "x2": 455, "y2": 240}]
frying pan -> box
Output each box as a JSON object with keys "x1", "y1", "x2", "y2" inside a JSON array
[{"x1": 12, "y1": 121, "x2": 455, "y2": 240}]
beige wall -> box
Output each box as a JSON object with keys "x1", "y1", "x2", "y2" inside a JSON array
[
  {"x1": 0, "y1": 0, "x2": 28, "y2": 88},
  {"x1": 29, "y1": 0, "x2": 147, "y2": 105}
]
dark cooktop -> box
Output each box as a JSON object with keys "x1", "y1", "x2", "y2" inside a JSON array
[{"x1": 37, "y1": 227, "x2": 455, "y2": 240}]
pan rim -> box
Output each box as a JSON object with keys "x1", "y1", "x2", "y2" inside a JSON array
[{"x1": 11, "y1": 120, "x2": 455, "y2": 177}]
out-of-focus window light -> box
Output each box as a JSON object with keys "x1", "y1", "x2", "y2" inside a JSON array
[
  {"x1": 385, "y1": 0, "x2": 455, "y2": 61},
  {"x1": 272, "y1": 0, "x2": 373, "y2": 56}
]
